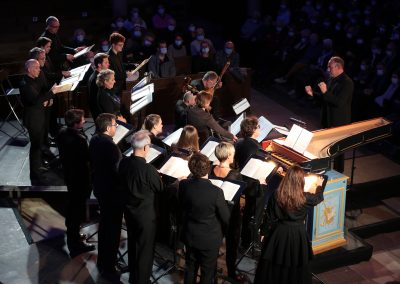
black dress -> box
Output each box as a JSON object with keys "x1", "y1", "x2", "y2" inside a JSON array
[
  {"x1": 209, "y1": 166, "x2": 243, "y2": 279},
  {"x1": 254, "y1": 188, "x2": 324, "y2": 284}
]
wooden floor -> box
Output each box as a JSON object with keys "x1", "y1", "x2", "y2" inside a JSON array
[{"x1": 1, "y1": 87, "x2": 400, "y2": 283}]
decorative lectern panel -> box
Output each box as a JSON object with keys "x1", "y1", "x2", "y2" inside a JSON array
[{"x1": 307, "y1": 170, "x2": 348, "y2": 254}]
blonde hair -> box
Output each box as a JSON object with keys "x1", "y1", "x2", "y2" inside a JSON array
[{"x1": 214, "y1": 142, "x2": 235, "y2": 162}]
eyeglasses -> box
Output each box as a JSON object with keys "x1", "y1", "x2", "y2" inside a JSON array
[
  {"x1": 111, "y1": 123, "x2": 119, "y2": 127},
  {"x1": 257, "y1": 125, "x2": 261, "y2": 129}
]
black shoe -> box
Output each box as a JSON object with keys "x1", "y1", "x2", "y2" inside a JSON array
[{"x1": 69, "y1": 241, "x2": 96, "y2": 258}]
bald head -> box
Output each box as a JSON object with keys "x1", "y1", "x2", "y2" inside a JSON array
[{"x1": 25, "y1": 59, "x2": 41, "y2": 78}]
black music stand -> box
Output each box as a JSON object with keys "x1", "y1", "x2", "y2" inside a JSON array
[{"x1": 0, "y1": 86, "x2": 28, "y2": 141}]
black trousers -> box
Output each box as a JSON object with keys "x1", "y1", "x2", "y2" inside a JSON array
[
  {"x1": 65, "y1": 185, "x2": 89, "y2": 245},
  {"x1": 125, "y1": 211, "x2": 156, "y2": 284},
  {"x1": 241, "y1": 189, "x2": 266, "y2": 247},
  {"x1": 226, "y1": 202, "x2": 242, "y2": 278},
  {"x1": 95, "y1": 193, "x2": 123, "y2": 272},
  {"x1": 24, "y1": 110, "x2": 45, "y2": 179},
  {"x1": 184, "y1": 245, "x2": 219, "y2": 284}
]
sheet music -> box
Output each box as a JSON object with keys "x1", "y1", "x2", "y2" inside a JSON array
[
  {"x1": 126, "y1": 57, "x2": 151, "y2": 82},
  {"x1": 200, "y1": 140, "x2": 219, "y2": 162},
  {"x1": 131, "y1": 83, "x2": 154, "y2": 102},
  {"x1": 209, "y1": 179, "x2": 241, "y2": 201},
  {"x1": 240, "y1": 158, "x2": 276, "y2": 181},
  {"x1": 273, "y1": 125, "x2": 289, "y2": 136},
  {"x1": 232, "y1": 98, "x2": 250, "y2": 115},
  {"x1": 304, "y1": 175, "x2": 318, "y2": 192},
  {"x1": 69, "y1": 63, "x2": 91, "y2": 76},
  {"x1": 112, "y1": 124, "x2": 130, "y2": 144},
  {"x1": 283, "y1": 124, "x2": 313, "y2": 154},
  {"x1": 162, "y1": 128, "x2": 183, "y2": 147},
  {"x1": 53, "y1": 82, "x2": 73, "y2": 93},
  {"x1": 256, "y1": 116, "x2": 275, "y2": 142},
  {"x1": 131, "y1": 76, "x2": 150, "y2": 93},
  {"x1": 229, "y1": 113, "x2": 245, "y2": 136},
  {"x1": 130, "y1": 92, "x2": 153, "y2": 114},
  {"x1": 159, "y1": 156, "x2": 190, "y2": 178},
  {"x1": 73, "y1": 45, "x2": 95, "y2": 59},
  {"x1": 123, "y1": 144, "x2": 164, "y2": 163}
]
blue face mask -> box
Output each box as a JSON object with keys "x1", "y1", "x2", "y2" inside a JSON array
[
  {"x1": 133, "y1": 31, "x2": 142, "y2": 37},
  {"x1": 144, "y1": 40, "x2": 152, "y2": 47},
  {"x1": 225, "y1": 48, "x2": 233, "y2": 55},
  {"x1": 175, "y1": 40, "x2": 183, "y2": 46},
  {"x1": 201, "y1": 47, "x2": 209, "y2": 54},
  {"x1": 101, "y1": 45, "x2": 109, "y2": 52},
  {"x1": 160, "y1": 47, "x2": 168, "y2": 54},
  {"x1": 167, "y1": 25, "x2": 175, "y2": 31},
  {"x1": 197, "y1": 35, "x2": 205, "y2": 41},
  {"x1": 76, "y1": 35, "x2": 85, "y2": 42}
]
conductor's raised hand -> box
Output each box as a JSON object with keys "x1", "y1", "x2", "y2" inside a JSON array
[
  {"x1": 305, "y1": 85, "x2": 313, "y2": 96},
  {"x1": 318, "y1": 82, "x2": 327, "y2": 94}
]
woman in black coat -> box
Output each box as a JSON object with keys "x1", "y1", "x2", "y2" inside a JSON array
[{"x1": 254, "y1": 165, "x2": 324, "y2": 284}]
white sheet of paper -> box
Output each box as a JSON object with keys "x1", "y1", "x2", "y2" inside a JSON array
[
  {"x1": 241, "y1": 158, "x2": 276, "y2": 181},
  {"x1": 256, "y1": 116, "x2": 274, "y2": 142},
  {"x1": 145, "y1": 146, "x2": 163, "y2": 163},
  {"x1": 159, "y1": 156, "x2": 190, "y2": 178},
  {"x1": 53, "y1": 82, "x2": 73, "y2": 93},
  {"x1": 209, "y1": 179, "x2": 240, "y2": 201},
  {"x1": 232, "y1": 98, "x2": 250, "y2": 115},
  {"x1": 273, "y1": 125, "x2": 289, "y2": 136},
  {"x1": 112, "y1": 124, "x2": 130, "y2": 144},
  {"x1": 131, "y1": 75, "x2": 150, "y2": 93},
  {"x1": 73, "y1": 45, "x2": 95, "y2": 59},
  {"x1": 162, "y1": 128, "x2": 183, "y2": 147},
  {"x1": 229, "y1": 113, "x2": 245, "y2": 136},
  {"x1": 200, "y1": 140, "x2": 219, "y2": 162},
  {"x1": 129, "y1": 93, "x2": 153, "y2": 114},
  {"x1": 69, "y1": 63, "x2": 91, "y2": 76},
  {"x1": 304, "y1": 175, "x2": 318, "y2": 192},
  {"x1": 283, "y1": 124, "x2": 313, "y2": 154},
  {"x1": 131, "y1": 83, "x2": 154, "y2": 102}
]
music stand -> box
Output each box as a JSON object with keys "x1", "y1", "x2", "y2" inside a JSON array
[
  {"x1": 130, "y1": 84, "x2": 154, "y2": 115},
  {"x1": 0, "y1": 88, "x2": 27, "y2": 139}
]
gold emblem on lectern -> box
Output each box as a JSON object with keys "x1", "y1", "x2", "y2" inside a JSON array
[{"x1": 321, "y1": 205, "x2": 334, "y2": 226}]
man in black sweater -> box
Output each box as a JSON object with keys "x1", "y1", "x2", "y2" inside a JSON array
[
  {"x1": 179, "y1": 153, "x2": 230, "y2": 283},
  {"x1": 57, "y1": 109, "x2": 95, "y2": 257},
  {"x1": 119, "y1": 130, "x2": 164, "y2": 284},
  {"x1": 89, "y1": 113, "x2": 122, "y2": 282}
]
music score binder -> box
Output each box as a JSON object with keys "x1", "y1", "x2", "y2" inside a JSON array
[
  {"x1": 229, "y1": 113, "x2": 245, "y2": 136},
  {"x1": 159, "y1": 154, "x2": 191, "y2": 179},
  {"x1": 162, "y1": 128, "x2": 183, "y2": 147},
  {"x1": 209, "y1": 178, "x2": 246, "y2": 202},
  {"x1": 123, "y1": 143, "x2": 166, "y2": 164},
  {"x1": 240, "y1": 155, "x2": 278, "y2": 182},
  {"x1": 232, "y1": 98, "x2": 250, "y2": 115},
  {"x1": 200, "y1": 136, "x2": 220, "y2": 162}
]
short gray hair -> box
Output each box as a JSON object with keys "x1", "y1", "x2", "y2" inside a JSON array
[
  {"x1": 46, "y1": 16, "x2": 59, "y2": 26},
  {"x1": 96, "y1": 69, "x2": 115, "y2": 88},
  {"x1": 24, "y1": 59, "x2": 38, "y2": 71},
  {"x1": 131, "y1": 130, "x2": 151, "y2": 149},
  {"x1": 214, "y1": 142, "x2": 235, "y2": 162},
  {"x1": 183, "y1": 91, "x2": 194, "y2": 103}
]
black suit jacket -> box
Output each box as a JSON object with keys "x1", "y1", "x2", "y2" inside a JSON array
[
  {"x1": 107, "y1": 49, "x2": 126, "y2": 95},
  {"x1": 88, "y1": 70, "x2": 99, "y2": 119},
  {"x1": 119, "y1": 155, "x2": 164, "y2": 220},
  {"x1": 234, "y1": 137, "x2": 261, "y2": 170},
  {"x1": 179, "y1": 178, "x2": 230, "y2": 250},
  {"x1": 321, "y1": 72, "x2": 354, "y2": 128},
  {"x1": 41, "y1": 30, "x2": 75, "y2": 70},
  {"x1": 187, "y1": 106, "x2": 233, "y2": 145},
  {"x1": 97, "y1": 87, "x2": 121, "y2": 115},
  {"x1": 174, "y1": 100, "x2": 189, "y2": 129},
  {"x1": 57, "y1": 127, "x2": 91, "y2": 191}
]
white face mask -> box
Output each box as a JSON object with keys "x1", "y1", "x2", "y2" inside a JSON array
[
  {"x1": 201, "y1": 47, "x2": 209, "y2": 54},
  {"x1": 392, "y1": 77, "x2": 399, "y2": 84},
  {"x1": 160, "y1": 47, "x2": 167, "y2": 54},
  {"x1": 76, "y1": 34, "x2": 85, "y2": 42}
]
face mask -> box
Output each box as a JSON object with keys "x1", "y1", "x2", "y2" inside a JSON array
[
  {"x1": 372, "y1": 48, "x2": 380, "y2": 54},
  {"x1": 335, "y1": 25, "x2": 341, "y2": 31},
  {"x1": 364, "y1": 20, "x2": 370, "y2": 26},
  {"x1": 391, "y1": 33, "x2": 400, "y2": 40},
  {"x1": 360, "y1": 64, "x2": 367, "y2": 71},
  {"x1": 197, "y1": 35, "x2": 205, "y2": 41},
  {"x1": 158, "y1": 8, "x2": 165, "y2": 14},
  {"x1": 201, "y1": 47, "x2": 209, "y2": 54},
  {"x1": 301, "y1": 37, "x2": 307, "y2": 43},
  {"x1": 225, "y1": 48, "x2": 233, "y2": 55},
  {"x1": 175, "y1": 40, "x2": 183, "y2": 46},
  {"x1": 132, "y1": 12, "x2": 139, "y2": 18},
  {"x1": 392, "y1": 77, "x2": 399, "y2": 84},
  {"x1": 144, "y1": 40, "x2": 152, "y2": 47},
  {"x1": 168, "y1": 25, "x2": 175, "y2": 31},
  {"x1": 160, "y1": 47, "x2": 167, "y2": 54},
  {"x1": 101, "y1": 45, "x2": 109, "y2": 52},
  {"x1": 376, "y1": 69, "x2": 384, "y2": 76},
  {"x1": 337, "y1": 13, "x2": 343, "y2": 18},
  {"x1": 116, "y1": 21, "x2": 124, "y2": 28},
  {"x1": 346, "y1": 33, "x2": 353, "y2": 39},
  {"x1": 76, "y1": 35, "x2": 85, "y2": 42},
  {"x1": 276, "y1": 27, "x2": 282, "y2": 32},
  {"x1": 288, "y1": 31, "x2": 295, "y2": 37},
  {"x1": 189, "y1": 26, "x2": 196, "y2": 32},
  {"x1": 133, "y1": 31, "x2": 142, "y2": 37},
  {"x1": 357, "y1": 38, "x2": 364, "y2": 45},
  {"x1": 386, "y1": 50, "x2": 393, "y2": 56}
]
